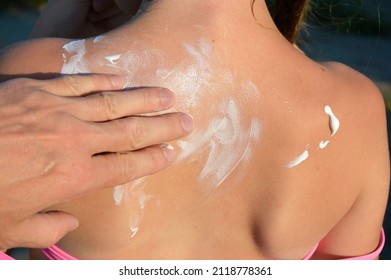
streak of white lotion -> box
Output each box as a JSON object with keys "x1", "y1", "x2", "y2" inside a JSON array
[
  {"x1": 93, "y1": 35, "x2": 105, "y2": 43},
  {"x1": 215, "y1": 118, "x2": 262, "y2": 186},
  {"x1": 157, "y1": 38, "x2": 212, "y2": 108},
  {"x1": 200, "y1": 101, "x2": 243, "y2": 181},
  {"x1": 61, "y1": 39, "x2": 89, "y2": 74},
  {"x1": 183, "y1": 100, "x2": 245, "y2": 186},
  {"x1": 198, "y1": 101, "x2": 261, "y2": 187},
  {"x1": 130, "y1": 227, "x2": 139, "y2": 238},
  {"x1": 113, "y1": 185, "x2": 125, "y2": 206},
  {"x1": 113, "y1": 178, "x2": 151, "y2": 238},
  {"x1": 287, "y1": 150, "x2": 309, "y2": 168},
  {"x1": 128, "y1": 179, "x2": 152, "y2": 238},
  {"x1": 324, "y1": 105, "x2": 340, "y2": 136},
  {"x1": 105, "y1": 54, "x2": 122, "y2": 64},
  {"x1": 114, "y1": 48, "x2": 165, "y2": 88},
  {"x1": 319, "y1": 140, "x2": 330, "y2": 150}
]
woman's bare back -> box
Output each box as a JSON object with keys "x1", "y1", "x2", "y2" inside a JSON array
[{"x1": 0, "y1": 0, "x2": 388, "y2": 259}]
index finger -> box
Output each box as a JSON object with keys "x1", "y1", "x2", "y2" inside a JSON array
[
  {"x1": 38, "y1": 74, "x2": 125, "y2": 97},
  {"x1": 70, "y1": 87, "x2": 175, "y2": 122}
]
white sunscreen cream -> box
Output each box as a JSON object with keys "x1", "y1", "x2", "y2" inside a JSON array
[
  {"x1": 287, "y1": 150, "x2": 310, "y2": 168},
  {"x1": 324, "y1": 105, "x2": 340, "y2": 136}
]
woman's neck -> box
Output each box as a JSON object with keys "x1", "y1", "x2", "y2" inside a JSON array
[{"x1": 125, "y1": 0, "x2": 281, "y2": 42}]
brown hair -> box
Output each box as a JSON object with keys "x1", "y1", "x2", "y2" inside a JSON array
[{"x1": 252, "y1": 0, "x2": 310, "y2": 43}]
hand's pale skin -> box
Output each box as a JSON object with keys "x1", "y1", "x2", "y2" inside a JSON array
[
  {"x1": 0, "y1": 74, "x2": 193, "y2": 252},
  {"x1": 30, "y1": 0, "x2": 144, "y2": 39}
]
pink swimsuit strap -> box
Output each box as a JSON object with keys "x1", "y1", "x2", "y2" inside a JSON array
[
  {"x1": 0, "y1": 251, "x2": 14, "y2": 260},
  {"x1": 41, "y1": 245, "x2": 78, "y2": 260},
  {"x1": 303, "y1": 228, "x2": 386, "y2": 260}
]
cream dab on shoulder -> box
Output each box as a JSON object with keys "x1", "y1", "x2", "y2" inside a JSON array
[
  {"x1": 324, "y1": 105, "x2": 340, "y2": 136},
  {"x1": 319, "y1": 140, "x2": 330, "y2": 150}
]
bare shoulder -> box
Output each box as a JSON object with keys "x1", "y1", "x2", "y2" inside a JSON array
[
  {"x1": 0, "y1": 38, "x2": 69, "y2": 80},
  {"x1": 321, "y1": 61, "x2": 387, "y2": 146},
  {"x1": 321, "y1": 61, "x2": 385, "y2": 110},
  {"x1": 312, "y1": 61, "x2": 390, "y2": 259},
  {"x1": 322, "y1": 61, "x2": 389, "y2": 187}
]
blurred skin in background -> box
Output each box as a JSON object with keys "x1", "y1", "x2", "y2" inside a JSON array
[{"x1": 30, "y1": 0, "x2": 144, "y2": 39}]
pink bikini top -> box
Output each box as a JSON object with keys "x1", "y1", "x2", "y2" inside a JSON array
[
  {"x1": 302, "y1": 228, "x2": 385, "y2": 260},
  {"x1": 1, "y1": 228, "x2": 386, "y2": 260}
]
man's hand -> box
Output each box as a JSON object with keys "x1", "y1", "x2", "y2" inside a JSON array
[
  {"x1": 0, "y1": 74, "x2": 193, "y2": 251},
  {"x1": 30, "y1": 0, "x2": 144, "y2": 39}
]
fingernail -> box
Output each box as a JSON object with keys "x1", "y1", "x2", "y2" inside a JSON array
[
  {"x1": 162, "y1": 144, "x2": 175, "y2": 162},
  {"x1": 110, "y1": 76, "x2": 125, "y2": 89},
  {"x1": 160, "y1": 89, "x2": 174, "y2": 108},
  {"x1": 181, "y1": 114, "x2": 194, "y2": 133}
]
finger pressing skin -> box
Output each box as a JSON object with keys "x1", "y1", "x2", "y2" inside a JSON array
[
  {"x1": 71, "y1": 87, "x2": 175, "y2": 121},
  {"x1": 89, "y1": 112, "x2": 194, "y2": 154},
  {"x1": 38, "y1": 74, "x2": 125, "y2": 97},
  {"x1": 91, "y1": 145, "x2": 175, "y2": 188}
]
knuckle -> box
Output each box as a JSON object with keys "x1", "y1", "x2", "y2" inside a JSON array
[
  {"x1": 3, "y1": 78, "x2": 42, "y2": 100},
  {"x1": 58, "y1": 75, "x2": 81, "y2": 96},
  {"x1": 97, "y1": 92, "x2": 120, "y2": 119},
  {"x1": 44, "y1": 113, "x2": 82, "y2": 144},
  {"x1": 13, "y1": 77, "x2": 38, "y2": 87},
  {"x1": 20, "y1": 88, "x2": 62, "y2": 113},
  {"x1": 67, "y1": 121, "x2": 89, "y2": 145},
  {"x1": 127, "y1": 118, "x2": 146, "y2": 149},
  {"x1": 55, "y1": 160, "x2": 92, "y2": 193},
  {"x1": 27, "y1": 91, "x2": 57, "y2": 110}
]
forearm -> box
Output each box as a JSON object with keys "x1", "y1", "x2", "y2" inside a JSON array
[{"x1": 0, "y1": 38, "x2": 66, "y2": 81}]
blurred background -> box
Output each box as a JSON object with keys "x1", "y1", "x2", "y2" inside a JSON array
[{"x1": 0, "y1": 0, "x2": 390, "y2": 259}]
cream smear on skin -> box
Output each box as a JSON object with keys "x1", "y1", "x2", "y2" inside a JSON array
[
  {"x1": 287, "y1": 150, "x2": 310, "y2": 168},
  {"x1": 113, "y1": 178, "x2": 151, "y2": 238},
  {"x1": 324, "y1": 105, "x2": 340, "y2": 136},
  {"x1": 319, "y1": 140, "x2": 330, "y2": 150},
  {"x1": 61, "y1": 36, "x2": 262, "y2": 237},
  {"x1": 287, "y1": 105, "x2": 340, "y2": 168},
  {"x1": 62, "y1": 40, "x2": 88, "y2": 73}
]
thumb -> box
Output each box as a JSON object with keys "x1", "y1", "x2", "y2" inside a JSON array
[{"x1": 15, "y1": 212, "x2": 79, "y2": 249}]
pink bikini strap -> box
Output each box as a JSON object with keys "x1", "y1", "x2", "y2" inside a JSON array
[
  {"x1": 41, "y1": 245, "x2": 78, "y2": 260},
  {"x1": 0, "y1": 251, "x2": 15, "y2": 260}
]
